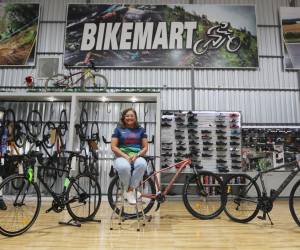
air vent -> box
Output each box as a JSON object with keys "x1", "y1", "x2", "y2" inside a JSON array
[{"x1": 37, "y1": 57, "x2": 60, "y2": 78}]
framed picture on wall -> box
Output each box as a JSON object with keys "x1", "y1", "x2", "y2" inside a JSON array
[
  {"x1": 64, "y1": 4, "x2": 258, "y2": 69},
  {"x1": 0, "y1": 3, "x2": 40, "y2": 67},
  {"x1": 280, "y1": 7, "x2": 300, "y2": 70}
]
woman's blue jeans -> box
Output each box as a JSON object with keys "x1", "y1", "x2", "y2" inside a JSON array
[{"x1": 113, "y1": 157, "x2": 147, "y2": 190}]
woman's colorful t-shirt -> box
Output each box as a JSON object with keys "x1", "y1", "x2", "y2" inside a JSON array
[{"x1": 112, "y1": 126, "x2": 147, "y2": 157}]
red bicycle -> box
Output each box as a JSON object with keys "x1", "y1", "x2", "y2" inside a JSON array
[
  {"x1": 107, "y1": 156, "x2": 225, "y2": 220},
  {"x1": 45, "y1": 53, "x2": 108, "y2": 91}
]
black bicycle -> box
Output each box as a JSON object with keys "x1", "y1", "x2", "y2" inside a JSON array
[
  {"x1": 0, "y1": 140, "x2": 101, "y2": 237},
  {"x1": 222, "y1": 158, "x2": 300, "y2": 226}
]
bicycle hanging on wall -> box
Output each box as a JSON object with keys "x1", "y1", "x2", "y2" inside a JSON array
[{"x1": 45, "y1": 52, "x2": 108, "y2": 92}]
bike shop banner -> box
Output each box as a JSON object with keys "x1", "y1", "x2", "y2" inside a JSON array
[
  {"x1": 64, "y1": 4, "x2": 258, "y2": 68},
  {"x1": 280, "y1": 7, "x2": 300, "y2": 70},
  {"x1": 0, "y1": 3, "x2": 40, "y2": 66}
]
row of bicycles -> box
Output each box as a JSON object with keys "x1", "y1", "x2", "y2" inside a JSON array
[
  {"x1": 1, "y1": 107, "x2": 300, "y2": 237},
  {"x1": 0, "y1": 107, "x2": 102, "y2": 236}
]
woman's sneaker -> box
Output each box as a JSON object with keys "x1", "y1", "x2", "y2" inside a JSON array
[{"x1": 124, "y1": 191, "x2": 136, "y2": 204}]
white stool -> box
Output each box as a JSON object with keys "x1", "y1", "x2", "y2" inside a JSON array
[{"x1": 109, "y1": 184, "x2": 150, "y2": 231}]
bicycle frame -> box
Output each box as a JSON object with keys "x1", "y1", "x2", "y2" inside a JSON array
[
  {"x1": 67, "y1": 68, "x2": 93, "y2": 88},
  {"x1": 141, "y1": 158, "x2": 192, "y2": 199},
  {"x1": 250, "y1": 160, "x2": 300, "y2": 201},
  {"x1": 36, "y1": 163, "x2": 72, "y2": 202}
]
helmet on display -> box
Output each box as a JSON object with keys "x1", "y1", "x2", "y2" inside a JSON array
[{"x1": 25, "y1": 75, "x2": 34, "y2": 87}]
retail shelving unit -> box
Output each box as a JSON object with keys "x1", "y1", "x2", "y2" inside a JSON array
[{"x1": 0, "y1": 92, "x2": 161, "y2": 175}]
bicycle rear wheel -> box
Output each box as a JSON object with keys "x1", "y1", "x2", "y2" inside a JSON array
[
  {"x1": 289, "y1": 179, "x2": 300, "y2": 226},
  {"x1": 14, "y1": 120, "x2": 27, "y2": 148},
  {"x1": 66, "y1": 174, "x2": 101, "y2": 222},
  {"x1": 27, "y1": 110, "x2": 42, "y2": 137},
  {"x1": 0, "y1": 174, "x2": 41, "y2": 237},
  {"x1": 45, "y1": 74, "x2": 68, "y2": 91},
  {"x1": 59, "y1": 109, "x2": 68, "y2": 136},
  {"x1": 107, "y1": 175, "x2": 155, "y2": 219},
  {"x1": 183, "y1": 171, "x2": 225, "y2": 220},
  {"x1": 224, "y1": 174, "x2": 261, "y2": 223}
]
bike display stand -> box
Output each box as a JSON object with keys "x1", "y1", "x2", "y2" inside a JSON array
[
  {"x1": 59, "y1": 218, "x2": 81, "y2": 227},
  {"x1": 110, "y1": 189, "x2": 151, "y2": 232},
  {"x1": 58, "y1": 217, "x2": 101, "y2": 227}
]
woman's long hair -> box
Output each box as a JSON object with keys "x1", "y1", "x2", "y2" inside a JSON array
[{"x1": 119, "y1": 108, "x2": 139, "y2": 128}]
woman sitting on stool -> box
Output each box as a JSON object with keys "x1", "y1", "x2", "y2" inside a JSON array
[{"x1": 111, "y1": 108, "x2": 148, "y2": 204}]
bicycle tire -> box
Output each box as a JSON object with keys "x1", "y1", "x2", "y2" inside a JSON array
[
  {"x1": 107, "y1": 175, "x2": 156, "y2": 219},
  {"x1": 27, "y1": 110, "x2": 42, "y2": 137},
  {"x1": 84, "y1": 73, "x2": 108, "y2": 92},
  {"x1": 183, "y1": 171, "x2": 225, "y2": 220},
  {"x1": 59, "y1": 109, "x2": 68, "y2": 136},
  {"x1": 223, "y1": 174, "x2": 261, "y2": 223},
  {"x1": 14, "y1": 120, "x2": 27, "y2": 148},
  {"x1": 45, "y1": 74, "x2": 68, "y2": 91},
  {"x1": 0, "y1": 174, "x2": 41, "y2": 237},
  {"x1": 66, "y1": 174, "x2": 101, "y2": 222},
  {"x1": 42, "y1": 121, "x2": 56, "y2": 148},
  {"x1": 79, "y1": 109, "x2": 88, "y2": 140},
  {"x1": 90, "y1": 122, "x2": 100, "y2": 142},
  {"x1": 289, "y1": 179, "x2": 300, "y2": 227}
]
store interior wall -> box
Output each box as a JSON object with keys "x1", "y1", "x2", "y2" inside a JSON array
[
  {"x1": 0, "y1": 0, "x2": 299, "y2": 125},
  {"x1": 0, "y1": 0, "x2": 300, "y2": 193}
]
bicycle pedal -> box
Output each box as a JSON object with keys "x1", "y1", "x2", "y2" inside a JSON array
[{"x1": 45, "y1": 207, "x2": 53, "y2": 213}]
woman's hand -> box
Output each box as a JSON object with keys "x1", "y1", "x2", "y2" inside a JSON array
[{"x1": 130, "y1": 155, "x2": 138, "y2": 162}]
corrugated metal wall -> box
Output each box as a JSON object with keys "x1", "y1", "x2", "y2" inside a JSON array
[{"x1": 1, "y1": 0, "x2": 299, "y2": 125}]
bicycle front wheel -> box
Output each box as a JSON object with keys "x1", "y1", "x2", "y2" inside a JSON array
[
  {"x1": 289, "y1": 179, "x2": 300, "y2": 226},
  {"x1": 66, "y1": 174, "x2": 101, "y2": 222},
  {"x1": 0, "y1": 174, "x2": 41, "y2": 237},
  {"x1": 107, "y1": 175, "x2": 155, "y2": 219},
  {"x1": 224, "y1": 174, "x2": 261, "y2": 223},
  {"x1": 183, "y1": 171, "x2": 225, "y2": 220},
  {"x1": 27, "y1": 110, "x2": 42, "y2": 137},
  {"x1": 85, "y1": 74, "x2": 108, "y2": 92}
]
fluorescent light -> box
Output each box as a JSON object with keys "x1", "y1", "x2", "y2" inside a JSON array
[
  {"x1": 131, "y1": 97, "x2": 137, "y2": 103},
  {"x1": 48, "y1": 97, "x2": 56, "y2": 102},
  {"x1": 100, "y1": 97, "x2": 108, "y2": 102}
]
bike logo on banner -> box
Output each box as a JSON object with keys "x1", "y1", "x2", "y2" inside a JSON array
[{"x1": 193, "y1": 22, "x2": 241, "y2": 55}]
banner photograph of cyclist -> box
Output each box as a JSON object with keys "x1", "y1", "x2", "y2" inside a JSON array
[
  {"x1": 64, "y1": 4, "x2": 258, "y2": 68},
  {"x1": 0, "y1": 3, "x2": 40, "y2": 66},
  {"x1": 280, "y1": 7, "x2": 300, "y2": 70}
]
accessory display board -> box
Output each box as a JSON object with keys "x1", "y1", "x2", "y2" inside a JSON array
[
  {"x1": 160, "y1": 110, "x2": 242, "y2": 173},
  {"x1": 241, "y1": 127, "x2": 300, "y2": 171}
]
